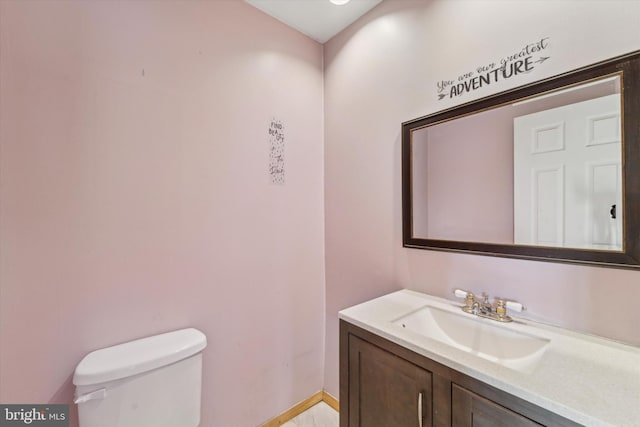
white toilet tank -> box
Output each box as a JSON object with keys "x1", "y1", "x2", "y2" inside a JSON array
[{"x1": 73, "y1": 328, "x2": 207, "y2": 427}]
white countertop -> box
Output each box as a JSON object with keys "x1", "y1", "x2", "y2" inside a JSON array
[{"x1": 339, "y1": 290, "x2": 640, "y2": 427}]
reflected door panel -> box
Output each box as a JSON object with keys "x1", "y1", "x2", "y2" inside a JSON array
[
  {"x1": 588, "y1": 161, "x2": 622, "y2": 249},
  {"x1": 513, "y1": 94, "x2": 622, "y2": 250}
]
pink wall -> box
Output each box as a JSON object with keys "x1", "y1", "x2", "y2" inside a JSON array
[
  {"x1": 324, "y1": 0, "x2": 640, "y2": 397},
  {"x1": 0, "y1": 1, "x2": 325, "y2": 426}
]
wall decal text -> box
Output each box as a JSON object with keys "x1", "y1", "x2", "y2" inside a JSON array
[
  {"x1": 437, "y1": 38, "x2": 550, "y2": 101},
  {"x1": 268, "y1": 118, "x2": 285, "y2": 185}
]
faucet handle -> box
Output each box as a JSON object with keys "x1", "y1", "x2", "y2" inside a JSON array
[
  {"x1": 495, "y1": 299, "x2": 525, "y2": 321},
  {"x1": 454, "y1": 289, "x2": 477, "y2": 314},
  {"x1": 505, "y1": 301, "x2": 525, "y2": 312},
  {"x1": 453, "y1": 289, "x2": 476, "y2": 304},
  {"x1": 453, "y1": 289, "x2": 470, "y2": 299}
]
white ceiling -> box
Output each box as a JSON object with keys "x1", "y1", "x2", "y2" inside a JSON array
[{"x1": 245, "y1": 0, "x2": 383, "y2": 44}]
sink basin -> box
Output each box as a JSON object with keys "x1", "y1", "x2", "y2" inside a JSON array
[{"x1": 392, "y1": 306, "x2": 550, "y2": 372}]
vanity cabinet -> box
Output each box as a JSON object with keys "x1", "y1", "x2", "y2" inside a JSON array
[
  {"x1": 347, "y1": 335, "x2": 432, "y2": 426},
  {"x1": 340, "y1": 320, "x2": 581, "y2": 427}
]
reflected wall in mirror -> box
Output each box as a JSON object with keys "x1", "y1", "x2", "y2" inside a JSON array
[{"x1": 402, "y1": 51, "x2": 640, "y2": 269}]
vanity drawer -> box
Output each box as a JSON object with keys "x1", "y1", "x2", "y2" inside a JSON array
[{"x1": 452, "y1": 384, "x2": 542, "y2": 427}]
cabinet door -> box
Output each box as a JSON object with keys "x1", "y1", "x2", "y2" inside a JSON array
[
  {"x1": 452, "y1": 384, "x2": 543, "y2": 427},
  {"x1": 348, "y1": 336, "x2": 432, "y2": 427}
]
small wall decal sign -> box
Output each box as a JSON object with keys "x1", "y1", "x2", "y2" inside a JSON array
[
  {"x1": 268, "y1": 117, "x2": 285, "y2": 185},
  {"x1": 437, "y1": 37, "x2": 550, "y2": 101}
]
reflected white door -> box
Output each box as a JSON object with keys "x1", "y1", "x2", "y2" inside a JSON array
[{"x1": 513, "y1": 94, "x2": 622, "y2": 250}]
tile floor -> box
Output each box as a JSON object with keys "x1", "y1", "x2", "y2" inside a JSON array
[{"x1": 281, "y1": 402, "x2": 339, "y2": 427}]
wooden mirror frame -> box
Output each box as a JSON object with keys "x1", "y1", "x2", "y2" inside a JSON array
[{"x1": 402, "y1": 51, "x2": 640, "y2": 269}]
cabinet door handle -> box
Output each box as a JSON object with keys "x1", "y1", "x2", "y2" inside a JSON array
[{"x1": 417, "y1": 391, "x2": 423, "y2": 427}]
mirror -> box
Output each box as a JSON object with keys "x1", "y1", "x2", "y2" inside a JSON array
[{"x1": 402, "y1": 51, "x2": 640, "y2": 269}]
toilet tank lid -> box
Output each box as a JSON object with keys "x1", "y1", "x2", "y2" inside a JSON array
[{"x1": 73, "y1": 328, "x2": 207, "y2": 386}]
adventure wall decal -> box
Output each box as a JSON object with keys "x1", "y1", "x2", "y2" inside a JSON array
[{"x1": 437, "y1": 37, "x2": 550, "y2": 101}]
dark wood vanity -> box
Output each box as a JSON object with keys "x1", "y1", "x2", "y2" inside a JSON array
[{"x1": 340, "y1": 320, "x2": 583, "y2": 427}]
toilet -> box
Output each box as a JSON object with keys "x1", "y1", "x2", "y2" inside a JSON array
[{"x1": 73, "y1": 328, "x2": 207, "y2": 427}]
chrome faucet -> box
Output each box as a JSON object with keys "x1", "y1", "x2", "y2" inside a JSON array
[
  {"x1": 453, "y1": 289, "x2": 525, "y2": 323},
  {"x1": 480, "y1": 293, "x2": 493, "y2": 313}
]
